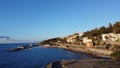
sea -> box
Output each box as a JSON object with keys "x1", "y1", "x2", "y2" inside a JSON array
[{"x1": 0, "y1": 43, "x2": 91, "y2": 68}]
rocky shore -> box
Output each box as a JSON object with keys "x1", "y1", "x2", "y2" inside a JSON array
[
  {"x1": 42, "y1": 43, "x2": 113, "y2": 58},
  {"x1": 41, "y1": 43, "x2": 118, "y2": 68},
  {"x1": 46, "y1": 59, "x2": 120, "y2": 68}
]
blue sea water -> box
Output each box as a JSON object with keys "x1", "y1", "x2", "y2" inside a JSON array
[{"x1": 0, "y1": 43, "x2": 91, "y2": 68}]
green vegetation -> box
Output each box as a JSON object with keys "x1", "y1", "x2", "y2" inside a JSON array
[
  {"x1": 110, "y1": 51, "x2": 120, "y2": 60},
  {"x1": 110, "y1": 45, "x2": 120, "y2": 60},
  {"x1": 41, "y1": 37, "x2": 67, "y2": 44},
  {"x1": 82, "y1": 21, "x2": 120, "y2": 38},
  {"x1": 105, "y1": 44, "x2": 111, "y2": 49},
  {"x1": 82, "y1": 21, "x2": 120, "y2": 46}
]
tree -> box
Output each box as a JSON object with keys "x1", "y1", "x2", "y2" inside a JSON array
[
  {"x1": 112, "y1": 22, "x2": 120, "y2": 33},
  {"x1": 108, "y1": 23, "x2": 113, "y2": 33},
  {"x1": 99, "y1": 26, "x2": 107, "y2": 34}
]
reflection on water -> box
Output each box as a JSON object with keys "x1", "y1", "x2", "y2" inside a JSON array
[{"x1": 0, "y1": 43, "x2": 91, "y2": 68}]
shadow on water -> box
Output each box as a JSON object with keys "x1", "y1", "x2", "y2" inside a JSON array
[{"x1": 51, "y1": 61, "x2": 62, "y2": 68}]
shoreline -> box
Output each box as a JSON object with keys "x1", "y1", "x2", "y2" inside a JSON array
[
  {"x1": 41, "y1": 43, "x2": 115, "y2": 68},
  {"x1": 42, "y1": 43, "x2": 112, "y2": 59}
]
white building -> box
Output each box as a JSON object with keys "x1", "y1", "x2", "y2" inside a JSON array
[
  {"x1": 64, "y1": 33, "x2": 82, "y2": 43},
  {"x1": 102, "y1": 33, "x2": 120, "y2": 42},
  {"x1": 79, "y1": 32, "x2": 83, "y2": 37},
  {"x1": 83, "y1": 37, "x2": 93, "y2": 47},
  {"x1": 83, "y1": 37, "x2": 92, "y2": 43}
]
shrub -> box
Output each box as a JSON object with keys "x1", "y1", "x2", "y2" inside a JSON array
[
  {"x1": 110, "y1": 51, "x2": 120, "y2": 60},
  {"x1": 113, "y1": 45, "x2": 120, "y2": 51},
  {"x1": 105, "y1": 44, "x2": 111, "y2": 49}
]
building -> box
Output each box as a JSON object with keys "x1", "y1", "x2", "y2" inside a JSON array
[
  {"x1": 66, "y1": 33, "x2": 79, "y2": 43},
  {"x1": 83, "y1": 37, "x2": 93, "y2": 47},
  {"x1": 102, "y1": 33, "x2": 120, "y2": 42},
  {"x1": 63, "y1": 33, "x2": 83, "y2": 43}
]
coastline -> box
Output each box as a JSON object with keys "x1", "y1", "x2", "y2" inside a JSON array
[
  {"x1": 41, "y1": 43, "x2": 116, "y2": 68},
  {"x1": 2, "y1": 43, "x2": 119, "y2": 68},
  {"x1": 42, "y1": 43, "x2": 112, "y2": 58}
]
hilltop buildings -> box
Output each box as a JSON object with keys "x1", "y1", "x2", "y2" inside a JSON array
[
  {"x1": 63, "y1": 33, "x2": 83, "y2": 43},
  {"x1": 102, "y1": 33, "x2": 120, "y2": 42},
  {"x1": 63, "y1": 33, "x2": 94, "y2": 47},
  {"x1": 59, "y1": 32, "x2": 120, "y2": 48}
]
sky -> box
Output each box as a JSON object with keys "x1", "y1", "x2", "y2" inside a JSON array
[{"x1": 0, "y1": 0, "x2": 120, "y2": 41}]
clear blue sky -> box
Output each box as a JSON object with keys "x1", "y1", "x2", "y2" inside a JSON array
[{"x1": 0, "y1": 0, "x2": 120, "y2": 41}]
